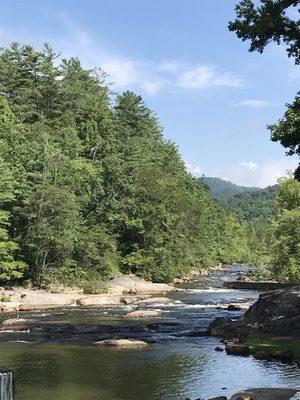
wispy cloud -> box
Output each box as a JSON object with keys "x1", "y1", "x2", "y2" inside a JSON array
[
  {"x1": 53, "y1": 17, "x2": 244, "y2": 96},
  {"x1": 185, "y1": 162, "x2": 202, "y2": 177},
  {"x1": 210, "y1": 158, "x2": 298, "y2": 187},
  {"x1": 178, "y1": 65, "x2": 243, "y2": 89},
  {"x1": 239, "y1": 161, "x2": 259, "y2": 170},
  {"x1": 235, "y1": 99, "x2": 271, "y2": 108},
  {"x1": 58, "y1": 13, "x2": 92, "y2": 46}
]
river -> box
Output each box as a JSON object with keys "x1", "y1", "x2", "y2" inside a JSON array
[{"x1": 0, "y1": 266, "x2": 299, "y2": 400}]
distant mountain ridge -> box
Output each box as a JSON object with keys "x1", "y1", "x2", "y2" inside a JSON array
[
  {"x1": 201, "y1": 176, "x2": 277, "y2": 221},
  {"x1": 201, "y1": 177, "x2": 260, "y2": 200}
]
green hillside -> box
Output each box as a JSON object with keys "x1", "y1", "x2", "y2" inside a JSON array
[
  {"x1": 226, "y1": 185, "x2": 278, "y2": 221},
  {"x1": 201, "y1": 177, "x2": 259, "y2": 200}
]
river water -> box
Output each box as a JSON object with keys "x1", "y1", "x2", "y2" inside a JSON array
[{"x1": 0, "y1": 266, "x2": 299, "y2": 400}]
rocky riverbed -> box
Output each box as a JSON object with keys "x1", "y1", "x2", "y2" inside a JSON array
[{"x1": 0, "y1": 265, "x2": 299, "y2": 400}]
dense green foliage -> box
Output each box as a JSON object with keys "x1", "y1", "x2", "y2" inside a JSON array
[
  {"x1": 269, "y1": 178, "x2": 300, "y2": 282},
  {"x1": 225, "y1": 186, "x2": 278, "y2": 267},
  {"x1": 230, "y1": 1, "x2": 300, "y2": 281},
  {"x1": 225, "y1": 185, "x2": 278, "y2": 220},
  {"x1": 0, "y1": 43, "x2": 252, "y2": 286},
  {"x1": 229, "y1": 0, "x2": 300, "y2": 64},
  {"x1": 269, "y1": 94, "x2": 300, "y2": 180},
  {"x1": 201, "y1": 177, "x2": 259, "y2": 201}
]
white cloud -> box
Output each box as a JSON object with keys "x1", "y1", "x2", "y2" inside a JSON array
[
  {"x1": 1, "y1": 15, "x2": 243, "y2": 97},
  {"x1": 177, "y1": 65, "x2": 243, "y2": 89},
  {"x1": 185, "y1": 162, "x2": 202, "y2": 177},
  {"x1": 102, "y1": 59, "x2": 140, "y2": 86},
  {"x1": 210, "y1": 158, "x2": 298, "y2": 187},
  {"x1": 239, "y1": 161, "x2": 259, "y2": 170},
  {"x1": 54, "y1": 17, "x2": 243, "y2": 96},
  {"x1": 235, "y1": 99, "x2": 271, "y2": 108}
]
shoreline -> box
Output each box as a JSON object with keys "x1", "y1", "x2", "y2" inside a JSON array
[{"x1": 0, "y1": 265, "x2": 223, "y2": 313}]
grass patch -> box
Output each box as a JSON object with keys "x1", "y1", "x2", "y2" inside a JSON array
[
  {"x1": 0, "y1": 295, "x2": 11, "y2": 302},
  {"x1": 247, "y1": 338, "x2": 300, "y2": 358}
]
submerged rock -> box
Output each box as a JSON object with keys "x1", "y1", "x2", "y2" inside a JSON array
[
  {"x1": 225, "y1": 342, "x2": 250, "y2": 356},
  {"x1": 124, "y1": 310, "x2": 161, "y2": 318},
  {"x1": 134, "y1": 297, "x2": 173, "y2": 305},
  {"x1": 215, "y1": 346, "x2": 224, "y2": 352},
  {"x1": 230, "y1": 388, "x2": 298, "y2": 400},
  {"x1": 208, "y1": 397, "x2": 227, "y2": 400},
  {"x1": 77, "y1": 295, "x2": 123, "y2": 306},
  {"x1": 93, "y1": 339, "x2": 149, "y2": 348}
]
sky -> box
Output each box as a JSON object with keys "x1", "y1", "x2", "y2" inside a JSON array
[{"x1": 0, "y1": 0, "x2": 299, "y2": 187}]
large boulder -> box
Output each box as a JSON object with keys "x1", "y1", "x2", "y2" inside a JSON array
[
  {"x1": 19, "y1": 291, "x2": 78, "y2": 306},
  {"x1": 209, "y1": 288, "x2": 300, "y2": 339},
  {"x1": 106, "y1": 274, "x2": 174, "y2": 295}
]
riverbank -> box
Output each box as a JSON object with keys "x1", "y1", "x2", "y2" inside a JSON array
[
  {"x1": 0, "y1": 267, "x2": 219, "y2": 312},
  {"x1": 209, "y1": 287, "x2": 300, "y2": 362}
]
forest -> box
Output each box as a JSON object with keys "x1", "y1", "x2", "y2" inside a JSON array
[
  {"x1": 0, "y1": 34, "x2": 299, "y2": 290},
  {"x1": 0, "y1": 43, "x2": 255, "y2": 290}
]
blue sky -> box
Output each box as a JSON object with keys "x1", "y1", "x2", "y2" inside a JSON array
[{"x1": 0, "y1": 0, "x2": 299, "y2": 187}]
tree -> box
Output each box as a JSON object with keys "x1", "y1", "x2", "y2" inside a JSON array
[
  {"x1": 268, "y1": 94, "x2": 300, "y2": 180},
  {"x1": 229, "y1": 1, "x2": 300, "y2": 179},
  {"x1": 0, "y1": 43, "x2": 255, "y2": 286},
  {"x1": 228, "y1": 0, "x2": 300, "y2": 64},
  {"x1": 0, "y1": 158, "x2": 26, "y2": 282},
  {"x1": 269, "y1": 177, "x2": 300, "y2": 282}
]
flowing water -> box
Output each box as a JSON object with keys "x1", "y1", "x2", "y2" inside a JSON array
[{"x1": 0, "y1": 266, "x2": 299, "y2": 400}]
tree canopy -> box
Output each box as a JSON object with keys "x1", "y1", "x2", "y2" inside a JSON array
[
  {"x1": 0, "y1": 43, "x2": 254, "y2": 288},
  {"x1": 228, "y1": 0, "x2": 300, "y2": 64}
]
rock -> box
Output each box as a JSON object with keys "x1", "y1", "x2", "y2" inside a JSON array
[
  {"x1": 227, "y1": 304, "x2": 242, "y2": 311},
  {"x1": 173, "y1": 278, "x2": 185, "y2": 284},
  {"x1": 134, "y1": 297, "x2": 173, "y2": 305},
  {"x1": 2, "y1": 318, "x2": 28, "y2": 326},
  {"x1": 1, "y1": 318, "x2": 35, "y2": 330},
  {"x1": 230, "y1": 388, "x2": 298, "y2": 400},
  {"x1": 77, "y1": 295, "x2": 123, "y2": 306},
  {"x1": 0, "y1": 302, "x2": 20, "y2": 312},
  {"x1": 120, "y1": 296, "x2": 149, "y2": 305},
  {"x1": 124, "y1": 310, "x2": 161, "y2": 318},
  {"x1": 254, "y1": 351, "x2": 269, "y2": 360},
  {"x1": 208, "y1": 317, "x2": 233, "y2": 337},
  {"x1": 270, "y1": 350, "x2": 293, "y2": 362},
  {"x1": 19, "y1": 291, "x2": 78, "y2": 306},
  {"x1": 93, "y1": 339, "x2": 148, "y2": 348},
  {"x1": 210, "y1": 287, "x2": 300, "y2": 340},
  {"x1": 106, "y1": 274, "x2": 174, "y2": 295},
  {"x1": 225, "y1": 342, "x2": 250, "y2": 356},
  {"x1": 215, "y1": 346, "x2": 224, "y2": 352},
  {"x1": 199, "y1": 268, "x2": 210, "y2": 275},
  {"x1": 208, "y1": 397, "x2": 227, "y2": 400}
]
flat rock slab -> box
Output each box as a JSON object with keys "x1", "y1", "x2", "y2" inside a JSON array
[
  {"x1": 134, "y1": 297, "x2": 173, "y2": 305},
  {"x1": 231, "y1": 388, "x2": 299, "y2": 400},
  {"x1": 93, "y1": 339, "x2": 148, "y2": 348},
  {"x1": 124, "y1": 310, "x2": 161, "y2": 318}
]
